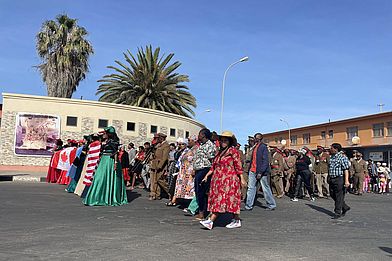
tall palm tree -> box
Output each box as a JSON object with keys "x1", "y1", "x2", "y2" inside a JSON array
[
  {"x1": 36, "y1": 14, "x2": 93, "y2": 98},
  {"x1": 97, "y1": 46, "x2": 197, "y2": 118}
]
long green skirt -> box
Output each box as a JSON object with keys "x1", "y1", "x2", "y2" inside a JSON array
[{"x1": 83, "y1": 155, "x2": 128, "y2": 206}]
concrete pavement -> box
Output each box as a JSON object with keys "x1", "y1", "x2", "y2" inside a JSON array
[{"x1": 0, "y1": 182, "x2": 391, "y2": 260}]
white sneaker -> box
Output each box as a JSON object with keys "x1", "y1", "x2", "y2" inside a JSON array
[
  {"x1": 310, "y1": 197, "x2": 316, "y2": 202},
  {"x1": 291, "y1": 197, "x2": 298, "y2": 202},
  {"x1": 226, "y1": 219, "x2": 241, "y2": 229},
  {"x1": 200, "y1": 219, "x2": 213, "y2": 230}
]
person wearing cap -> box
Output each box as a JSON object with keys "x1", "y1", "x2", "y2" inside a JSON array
[
  {"x1": 149, "y1": 133, "x2": 170, "y2": 200},
  {"x1": 350, "y1": 152, "x2": 367, "y2": 195},
  {"x1": 291, "y1": 147, "x2": 315, "y2": 202},
  {"x1": 118, "y1": 145, "x2": 131, "y2": 186},
  {"x1": 270, "y1": 146, "x2": 285, "y2": 198},
  {"x1": 382, "y1": 163, "x2": 391, "y2": 193},
  {"x1": 245, "y1": 133, "x2": 277, "y2": 211},
  {"x1": 83, "y1": 126, "x2": 128, "y2": 206},
  {"x1": 328, "y1": 143, "x2": 351, "y2": 219},
  {"x1": 314, "y1": 146, "x2": 330, "y2": 198},
  {"x1": 241, "y1": 136, "x2": 256, "y2": 200},
  {"x1": 167, "y1": 135, "x2": 199, "y2": 206},
  {"x1": 193, "y1": 128, "x2": 216, "y2": 220},
  {"x1": 283, "y1": 149, "x2": 297, "y2": 195},
  {"x1": 199, "y1": 131, "x2": 246, "y2": 230},
  {"x1": 127, "y1": 142, "x2": 137, "y2": 169}
]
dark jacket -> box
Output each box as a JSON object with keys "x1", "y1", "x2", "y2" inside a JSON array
[
  {"x1": 120, "y1": 151, "x2": 130, "y2": 169},
  {"x1": 250, "y1": 143, "x2": 270, "y2": 176}
]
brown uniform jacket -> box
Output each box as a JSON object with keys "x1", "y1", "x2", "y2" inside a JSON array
[
  {"x1": 314, "y1": 152, "x2": 330, "y2": 174},
  {"x1": 271, "y1": 151, "x2": 285, "y2": 176},
  {"x1": 284, "y1": 155, "x2": 297, "y2": 175},
  {"x1": 350, "y1": 158, "x2": 367, "y2": 176},
  {"x1": 243, "y1": 145, "x2": 255, "y2": 174},
  {"x1": 151, "y1": 141, "x2": 170, "y2": 172}
]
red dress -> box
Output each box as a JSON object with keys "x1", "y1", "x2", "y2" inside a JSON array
[{"x1": 208, "y1": 147, "x2": 243, "y2": 214}]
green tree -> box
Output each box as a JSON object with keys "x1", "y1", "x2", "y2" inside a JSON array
[
  {"x1": 97, "y1": 46, "x2": 196, "y2": 118},
  {"x1": 36, "y1": 14, "x2": 93, "y2": 98}
]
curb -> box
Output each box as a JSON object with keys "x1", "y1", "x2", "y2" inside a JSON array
[{"x1": 0, "y1": 175, "x2": 46, "y2": 183}]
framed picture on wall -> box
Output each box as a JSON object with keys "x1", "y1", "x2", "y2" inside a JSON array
[{"x1": 14, "y1": 113, "x2": 61, "y2": 156}]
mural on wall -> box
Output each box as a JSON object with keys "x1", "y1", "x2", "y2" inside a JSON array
[{"x1": 14, "y1": 113, "x2": 60, "y2": 156}]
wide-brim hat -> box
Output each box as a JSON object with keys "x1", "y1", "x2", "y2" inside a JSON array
[
  {"x1": 218, "y1": 131, "x2": 237, "y2": 146},
  {"x1": 218, "y1": 131, "x2": 234, "y2": 140}
]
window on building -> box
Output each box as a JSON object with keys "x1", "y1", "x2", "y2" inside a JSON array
[
  {"x1": 150, "y1": 125, "x2": 158, "y2": 134},
  {"x1": 66, "y1": 116, "x2": 77, "y2": 127},
  {"x1": 346, "y1": 126, "x2": 358, "y2": 140},
  {"x1": 321, "y1": 131, "x2": 326, "y2": 140},
  {"x1": 290, "y1": 135, "x2": 297, "y2": 145},
  {"x1": 328, "y1": 130, "x2": 334, "y2": 139},
  {"x1": 303, "y1": 133, "x2": 310, "y2": 144},
  {"x1": 387, "y1": 122, "x2": 392, "y2": 136},
  {"x1": 98, "y1": 119, "x2": 108, "y2": 128},
  {"x1": 170, "y1": 128, "x2": 176, "y2": 137},
  {"x1": 127, "y1": 122, "x2": 135, "y2": 131},
  {"x1": 274, "y1": 137, "x2": 278, "y2": 144},
  {"x1": 185, "y1": 131, "x2": 190, "y2": 138},
  {"x1": 373, "y1": 123, "x2": 384, "y2": 137}
]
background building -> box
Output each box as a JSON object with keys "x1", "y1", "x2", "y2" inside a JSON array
[
  {"x1": 0, "y1": 93, "x2": 204, "y2": 167},
  {"x1": 263, "y1": 112, "x2": 392, "y2": 166}
]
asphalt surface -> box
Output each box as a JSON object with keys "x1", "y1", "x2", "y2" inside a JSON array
[{"x1": 0, "y1": 182, "x2": 391, "y2": 261}]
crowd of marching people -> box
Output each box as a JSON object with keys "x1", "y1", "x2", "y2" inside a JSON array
[{"x1": 47, "y1": 126, "x2": 391, "y2": 229}]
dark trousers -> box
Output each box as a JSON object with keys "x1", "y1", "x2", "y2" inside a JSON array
[
  {"x1": 329, "y1": 176, "x2": 350, "y2": 215},
  {"x1": 194, "y1": 167, "x2": 211, "y2": 215},
  {"x1": 294, "y1": 170, "x2": 313, "y2": 198}
]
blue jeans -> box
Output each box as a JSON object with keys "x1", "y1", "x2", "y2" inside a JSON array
[{"x1": 245, "y1": 171, "x2": 276, "y2": 209}]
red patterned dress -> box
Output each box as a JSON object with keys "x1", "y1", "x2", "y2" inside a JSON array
[{"x1": 208, "y1": 147, "x2": 243, "y2": 214}]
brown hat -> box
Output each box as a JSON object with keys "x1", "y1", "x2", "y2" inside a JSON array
[{"x1": 157, "y1": 133, "x2": 167, "y2": 138}]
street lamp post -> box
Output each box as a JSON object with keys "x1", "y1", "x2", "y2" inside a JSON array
[
  {"x1": 220, "y1": 56, "x2": 249, "y2": 133},
  {"x1": 280, "y1": 118, "x2": 291, "y2": 148}
]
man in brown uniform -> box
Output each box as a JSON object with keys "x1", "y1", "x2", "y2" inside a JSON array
[
  {"x1": 270, "y1": 146, "x2": 285, "y2": 198},
  {"x1": 149, "y1": 133, "x2": 170, "y2": 200},
  {"x1": 314, "y1": 146, "x2": 330, "y2": 198},
  {"x1": 242, "y1": 136, "x2": 256, "y2": 200},
  {"x1": 350, "y1": 152, "x2": 367, "y2": 195},
  {"x1": 283, "y1": 149, "x2": 297, "y2": 194}
]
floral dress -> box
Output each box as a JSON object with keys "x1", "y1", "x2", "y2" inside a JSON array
[
  {"x1": 174, "y1": 146, "x2": 198, "y2": 199},
  {"x1": 208, "y1": 147, "x2": 243, "y2": 214}
]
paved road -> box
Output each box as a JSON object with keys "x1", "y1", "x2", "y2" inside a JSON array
[{"x1": 0, "y1": 182, "x2": 391, "y2": 260}]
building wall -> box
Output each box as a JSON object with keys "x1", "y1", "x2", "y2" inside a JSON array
[
  {"x1": 263, "y1": 112, "x2": 392, "y2": 150},
  {"x1": 0, "y1": 93, "x2": 204, "y2": 166}
]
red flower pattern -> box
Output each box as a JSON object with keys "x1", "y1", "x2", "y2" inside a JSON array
[{"x1": 208, "y1": 147, "x2": 243, "y2": 214}]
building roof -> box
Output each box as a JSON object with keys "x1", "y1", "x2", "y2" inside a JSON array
[{"x1": 264, "y1": 111, "x2": 392, "y2": 136}]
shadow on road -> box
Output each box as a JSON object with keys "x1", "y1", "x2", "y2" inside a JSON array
[
  {"x1": 379, "y1": 246, "x2": 392, "y2": 257},
  {"x1": 306, "y1": 204, "x2": 335, "y2": 217},
  {"x1": 126, "y1": 190, "x2": 141, "y2": 203}
]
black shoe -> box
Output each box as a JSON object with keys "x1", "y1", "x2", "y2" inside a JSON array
[
  {"x1": 342, "y1": 206, "x2": 351, "y2": 216},
  {"x1": 331, "y1": 214, "x2": 342, "y2": 219}
]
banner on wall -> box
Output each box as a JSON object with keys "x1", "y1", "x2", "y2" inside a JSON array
[{"x1": 14, "y1": 113, "x2": 61, "y2": 156}]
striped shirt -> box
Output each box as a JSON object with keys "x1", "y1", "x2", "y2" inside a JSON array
[{"x1": 328, "y1": 151, "x2": 350, "y2": 178}]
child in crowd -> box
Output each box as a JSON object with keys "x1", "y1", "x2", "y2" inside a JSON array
[{"x1": 363, "y1": 172, "x2": 371, "y2": 193}]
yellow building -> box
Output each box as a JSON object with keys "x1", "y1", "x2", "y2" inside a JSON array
[{"x1": 263, "y1": 112, "x2": 392, "y2": 165}]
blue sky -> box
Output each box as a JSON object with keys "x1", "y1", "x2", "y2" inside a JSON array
[{"x1": 1, "y1": 0, "x2": 391, "y2": 145}]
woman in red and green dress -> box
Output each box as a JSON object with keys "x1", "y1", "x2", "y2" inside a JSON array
[{"x1": 200, "y1": 131, "x2": 246, "y2": 230}]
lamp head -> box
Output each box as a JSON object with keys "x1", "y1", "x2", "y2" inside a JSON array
[{"x1": 240, "y1": 56, "x2": 249, "y2": 62}]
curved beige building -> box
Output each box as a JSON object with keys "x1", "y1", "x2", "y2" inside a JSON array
[{"x1": 0, "y1": 93, "x2": 204, "y2": 166}]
